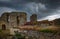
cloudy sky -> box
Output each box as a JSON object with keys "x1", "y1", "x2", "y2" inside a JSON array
[{"x1": 0, "y1": 0, "x2": 60, "y2": 21}]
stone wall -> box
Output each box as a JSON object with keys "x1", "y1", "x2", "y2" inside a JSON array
[
  {"x1": 0, "y1": 12, "x2": 27, "y2": 29},
  {"x1": 19, "y1": 30, "x2": 60, "y2": 39}
]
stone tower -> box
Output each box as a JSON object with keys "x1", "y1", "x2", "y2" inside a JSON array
[
  {"x1": 0, "y1": 12, "x2": 10, "y2": 29},
  {"x1": 17, "y1": 12, "x2": 27, "y2": 26},
  {"x1": 1, "y1": 12, "x2": 10, "y2": 23},
  {"x1": 9, "y1": 12, "x2": 27, "y2": 27},
  {"x1": 30, "y1": 14, "x2": 37, "y2": 25},
  {"x1": 9, "y1": 12, "x2": 18, "y2": 27}
]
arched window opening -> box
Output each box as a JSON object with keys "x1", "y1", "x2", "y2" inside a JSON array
[{"x1": 2, "y1": 24, "x2": 6, "y2": 30}]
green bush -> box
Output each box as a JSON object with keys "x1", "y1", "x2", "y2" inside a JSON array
[{"x1": 15, "y1": 32, "x2": 25, "y2": 39}]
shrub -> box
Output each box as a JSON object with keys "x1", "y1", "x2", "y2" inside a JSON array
[{"x1": 15, "y1": 32, "x2": 25, "y2": 39}]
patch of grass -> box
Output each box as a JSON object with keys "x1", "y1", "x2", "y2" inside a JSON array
[
  {"x1": 39, "y1": 29, "x2": 57, "y2": 33},
  {"x1": 0, "y1": 29, "x2": 10, "y2": 38},
  {"x1": 15, "y1": 32, "x2": 25, "y2": 39},
  {"x1": 0, "y1": 29, "x2": 2, "y2": 32}
]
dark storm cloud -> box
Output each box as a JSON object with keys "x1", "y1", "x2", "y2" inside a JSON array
[
  {"x1": 0, "y1": 0, "x2": 60, "y2": 21},
  {"x1": 0, "y1": 0, "x2": 60, "y2": 8},
  {"x1": 0, "y1": 0, "x2": 59, "y2": 8}
]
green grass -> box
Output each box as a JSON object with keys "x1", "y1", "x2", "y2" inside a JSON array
[
  {"x1": 39, "y1": 29, "x2": 57, "y2": 33},
  {"x1": 0, "y1": 29, "x2": 2, "y2": 32},
  {"x1": 15, "y1": 32, "x2": 25, "y2": 39}
]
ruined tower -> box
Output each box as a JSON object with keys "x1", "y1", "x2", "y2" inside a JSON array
[
  {"x1": 9, "y1": 12, "x2": 27, "y2": 27},
  {"x1": 17, "y1": 12, "x2": 27, "y2": 26},
  {"x1": 9, "y1": 12, "x2": 18, "y2": 27},
  {"x1": 30, "y1": 14, "x2": 37, "y2": 25},
  {"x1": 0, "y1": 12, "x2": 10, "y2": 29},
  {"x1": 1, "y1": 12, "x2": 10, "y2": 23}
]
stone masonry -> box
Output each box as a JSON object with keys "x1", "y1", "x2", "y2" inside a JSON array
[{"x1": 0, "y1": 12, "x2": 27, "y2": 30}]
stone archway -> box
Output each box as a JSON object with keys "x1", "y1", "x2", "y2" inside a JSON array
[{"x1": 2, "y1": 24, "x2": 6, "y2": 30}]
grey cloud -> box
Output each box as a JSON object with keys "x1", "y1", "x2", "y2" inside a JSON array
[{"x1": 0, "y1": 0, "x2": 60, "y2": 21}]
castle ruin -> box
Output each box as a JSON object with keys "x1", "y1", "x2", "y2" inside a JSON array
[{"x1": 0, "y1": 12, "x2": 27, "y2": 30}]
